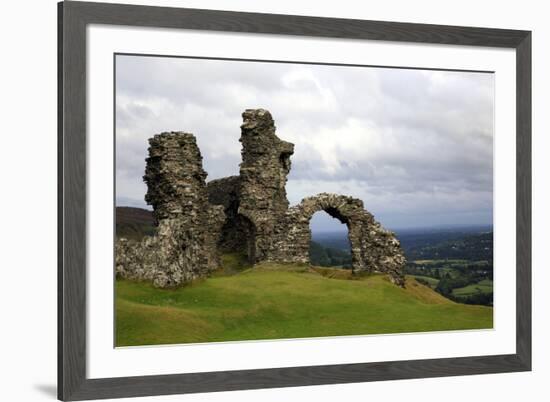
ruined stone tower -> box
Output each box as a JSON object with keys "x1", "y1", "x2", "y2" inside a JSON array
[
  {"x1": 206, "y1": 109, "x2": 294, "y2": 263},
  {"x1": 116, "y1": 133, "x2": 225, "y2": 287},
  {"x1": 238, "y1": 109, "x2": 294, "y2": 262},
  {"x1": 116, "y1": 109, "x2": 406, "y2": 287},
  {"x1": 143, "y1": 133, "x2": 209, "y2": 223}
]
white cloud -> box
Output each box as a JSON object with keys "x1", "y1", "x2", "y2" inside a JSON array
[{"x1": 115, "y1": 55, "x2": 494, "y2": 229}]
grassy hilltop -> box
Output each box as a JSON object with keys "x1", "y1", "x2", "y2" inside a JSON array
[{"x1": 116, "y1": 254, "x2": 493, "y2": 347}]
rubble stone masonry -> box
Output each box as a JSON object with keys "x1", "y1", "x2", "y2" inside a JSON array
[{"x1": 116, "y1": 110, "x2": 406, "y2": 287}]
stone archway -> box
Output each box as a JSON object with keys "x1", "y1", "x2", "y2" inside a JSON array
[
  {"x1": 269, "y1": 193, "x2": 405, "y2": 286},
  {"x1": 205, "y1": 176, "x2": 258, "y2": 263},
  {"x1": 291, "y1": 193, "x2": 370, "y2": 274}
]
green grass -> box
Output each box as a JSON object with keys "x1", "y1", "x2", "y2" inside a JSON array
[
  {"x1": 116, "y1": 261, "x2": 493, "y2": 347},
  {"x1": 211, "y1": 252, "x2": 252, "y2": 276},
  {"x1": 311, "y1": 265, "x2": 354, "y2": 279},
  {"x1": 452, "y1": 279, "x2": 493, "y2": 297},
  {"x1": 412, "y1": 275, "x2": 440, "y2": 288}
]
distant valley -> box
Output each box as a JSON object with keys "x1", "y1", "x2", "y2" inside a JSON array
[{"x1": 312, "y1": 226, "x2": 493, "y2": 306}]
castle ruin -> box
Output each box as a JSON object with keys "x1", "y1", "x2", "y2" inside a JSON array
[{"x1": 116, "y1": 109, "x2": 406, "y2": 287}]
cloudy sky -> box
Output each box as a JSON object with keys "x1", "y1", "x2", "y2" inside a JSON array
[{"x1": 116, "y1": 55, "x2": 494, "y2": 232}]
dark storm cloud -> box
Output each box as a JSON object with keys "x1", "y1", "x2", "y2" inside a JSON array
[{"x1": 115, "y1": 55, "x2": 494, "y2": 229}]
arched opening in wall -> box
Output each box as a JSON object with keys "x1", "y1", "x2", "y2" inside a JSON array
[
  {"x1": 236, "y1": 214, "x2": 256, "y2": 264},
  {"x1": 216, "y1": 197, "x2": 241, "y2": 252},
  {"x1": 309, "y1": 210, "x2": 352, "y2": 268},
  {"x1": 217, "y1": 212, "x2": 257, "y2": 263}
]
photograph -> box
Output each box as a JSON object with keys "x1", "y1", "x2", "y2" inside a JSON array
[{"x1": 114, "y1": 54, "x2": 495, "y2": 347}]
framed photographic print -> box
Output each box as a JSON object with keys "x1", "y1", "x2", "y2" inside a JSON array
[{"x1": 58, "y1": 1, "x2": 531, "y2": 400}]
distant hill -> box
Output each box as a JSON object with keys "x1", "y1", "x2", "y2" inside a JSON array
[
  {"x1": 405, "y1": 231, "x2": 493, "y2": 262},
  {"x1": 312, "y1": 231, "x2": 350, "y2": 251},
  {"x1": 312, "y1": 226, "x2": 493, "y2": 262},
  {"x1": 309, "y1": 241, "x2": 352, "y2": 268},
  {"x1": 116, "y1": 206, "x2": 156, "y2": 240}
]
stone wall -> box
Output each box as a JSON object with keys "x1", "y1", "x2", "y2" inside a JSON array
[
  {"x1": 116, "y1": 132, "x2": 225, "y2": 287},
  {"x1": 237, "y1": 109, "x2": 294, "y2": 262},
  {"x1": 207, "y1": 175, "x2": 253, "y2": 254},
  {"x1": 266, "y1": 193, "x2": 406, "y2": 286}
]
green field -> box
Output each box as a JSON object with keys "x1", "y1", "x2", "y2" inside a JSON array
[
  {"x1": 414, "y1": 259, "x2": 469, "y2": 265},
  {"x1": 452, "y1": 279, "x2": 493, "y2": 297},
  {"x1": 116, "y1": 258, "x2": 493, "y2": 347}
]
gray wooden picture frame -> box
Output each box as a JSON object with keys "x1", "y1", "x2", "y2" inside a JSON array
[{"x1": 58, "y1": 1, "x2": 532, "y2": 400}]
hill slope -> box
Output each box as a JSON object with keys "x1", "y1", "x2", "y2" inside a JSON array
[
  {"x1": 116, "y1": 260, "x2": 493, "y2": 347},
  {"x1": 116, "y1": 206, "x2": 155, "y2": 240}
]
